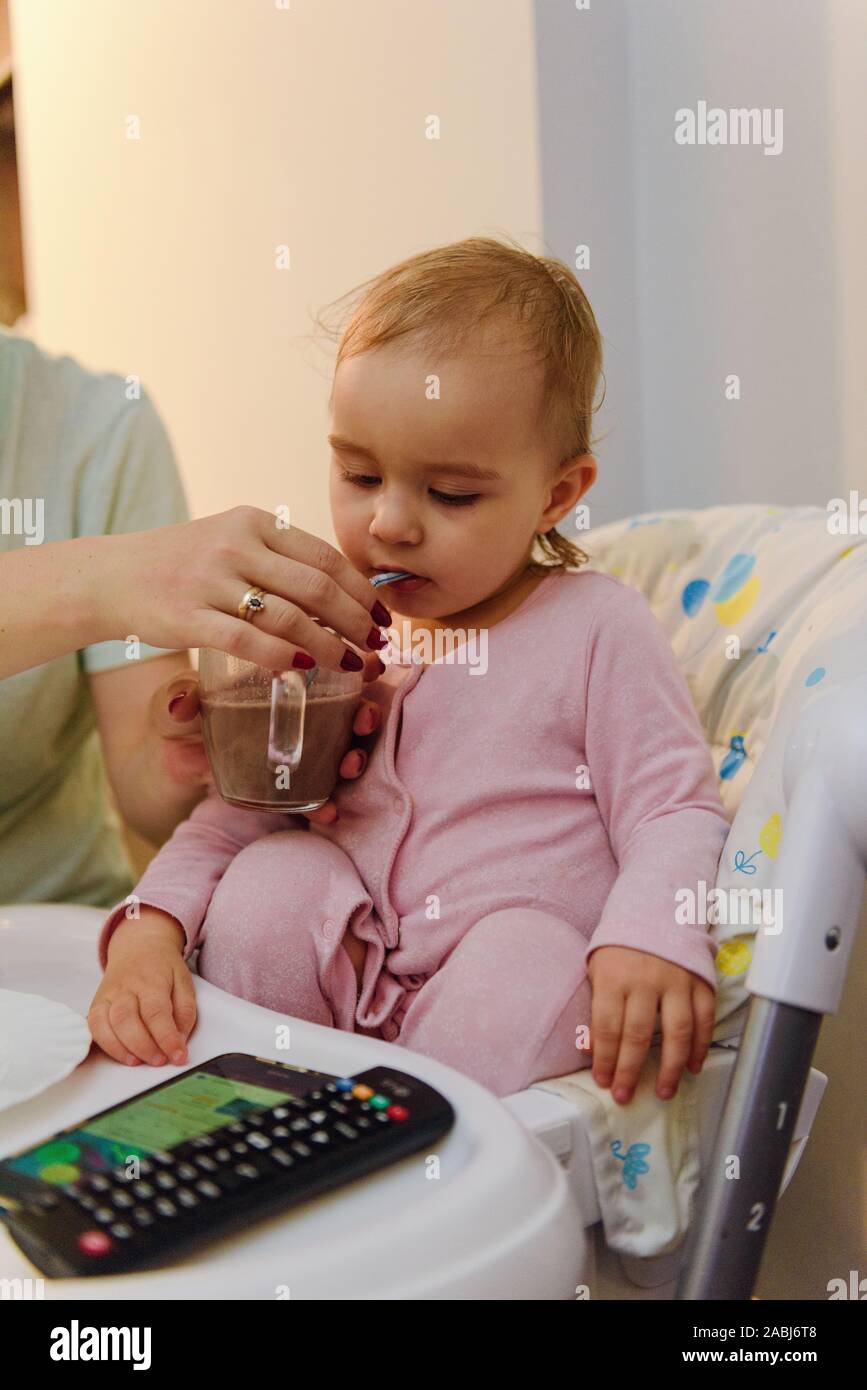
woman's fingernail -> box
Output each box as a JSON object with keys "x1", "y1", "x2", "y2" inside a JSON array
[
  {"x1": 152, "y1": 1053, "x2": 167, "y2": 1066},
  {"x1": 292, "y1": 651, "x2": 316, "y2": 669},
  {"x1": 125, "y1": 1054, "x2": 139, "y2": 1066},
  {"x1": 168, "y1": 693, "x2": 188, "y2": 713},
  {"x1": 614, "y1": 1087, "x2": 631, "y2": 1103},
  {"x1": 172, "y1": 1049, "x2": 186, "y2": 1065},
  {"x1": 658, "y1": 1085, "x2": 675, "y2": 1099},
  {"x1": 366, "y1": 626, "x2": 388, "y2": 650},
  {"x1": 371, "y1": 600, "x2": 392, "y2": 626},
  {"x1": 348, "y1": 751, "x2": 365, "y2": 774},
  {"x1": 341, "y1": 650, "x2": 364, "y2": 671}
]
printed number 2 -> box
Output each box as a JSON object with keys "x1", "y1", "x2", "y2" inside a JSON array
[{"x1": 746, "y1": 1203, "x2": 766, "y2": 1231}]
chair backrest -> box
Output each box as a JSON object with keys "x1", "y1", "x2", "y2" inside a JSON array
[{"x1": 580, "y1": 502, "x2": 867, "y2": 1037}]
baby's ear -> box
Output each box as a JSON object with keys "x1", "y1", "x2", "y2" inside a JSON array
[{"x1": 542, "y1": 454, "x2": 597, "y2": 527}]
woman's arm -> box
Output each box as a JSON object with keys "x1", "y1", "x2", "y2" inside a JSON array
[
  {"x1": 89, "y1": 652, "x2": 209, "y2": 844},
  {"x1": 0, "y1": 508, "x2": 393, "y2": 681},
  {"x1": 0, "y1": 533, "x2": 119, "y2": 680}
]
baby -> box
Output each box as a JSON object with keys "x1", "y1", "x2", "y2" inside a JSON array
[{"x1": 90, "y1": 236, "x2": 730, "y2": 1102}]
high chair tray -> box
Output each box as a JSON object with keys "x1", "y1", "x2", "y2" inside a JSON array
[
  {"x1": 0, "y1": 904, "x2": 587, "y2": 1299},
  {"x1": 0, "y1": 1053, "x2": 456, "y2": 1279}
]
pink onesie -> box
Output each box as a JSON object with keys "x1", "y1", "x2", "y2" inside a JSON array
[{"x1": 98, "y1": 569, "x2": 731, "y2": 1097}]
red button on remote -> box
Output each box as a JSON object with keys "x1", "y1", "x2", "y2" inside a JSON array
[
  {"x1": 386, "y1": 1105, "x2": 410, "y2": 1122},
  {"x1": 78, "y1": 1230, "x2": 114, "y2": 1256}
]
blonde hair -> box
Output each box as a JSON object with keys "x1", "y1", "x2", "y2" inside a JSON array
[{"x1": 313, "y1": 234, "x2": 605, "y2": 575}]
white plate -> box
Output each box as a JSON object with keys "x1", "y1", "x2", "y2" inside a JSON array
[{"x1": 0, "y1": 989, "x2": 92, "y2": 1112}]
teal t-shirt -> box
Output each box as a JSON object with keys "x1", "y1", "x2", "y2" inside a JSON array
[{"x1": 0, "y1": 329, "x2": 190, "y2": 906}]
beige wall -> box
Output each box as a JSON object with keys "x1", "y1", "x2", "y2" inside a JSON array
[{"x1": 9, "y1": 0, "x2": 543, "y2": 541}]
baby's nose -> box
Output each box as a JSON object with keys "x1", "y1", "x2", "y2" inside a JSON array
[{"x1": 369, "y1": 502, "x2": 423, "y2": 547}]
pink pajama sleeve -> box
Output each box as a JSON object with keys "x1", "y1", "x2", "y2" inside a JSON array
[
  {"x1": 97, "y1": 792, "x2": 306, "y2": 968},
  {"x1": 582, "y1": 586, "x2": 731, "y2": 991}
]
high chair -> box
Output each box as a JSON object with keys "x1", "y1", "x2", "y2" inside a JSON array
[
  {"x1": 507, "y1": 499, "x2": 864, "y2": 1297},
  {"x1": 0, "y1": 502, "x2": 860, "y2": 1298}
]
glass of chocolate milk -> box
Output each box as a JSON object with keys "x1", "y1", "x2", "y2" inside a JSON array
[{"x1": 198, "y1": 648, "x2": 364, "y2": 813}]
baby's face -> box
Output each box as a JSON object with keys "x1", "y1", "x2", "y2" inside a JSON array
[{"x1": 328, "y1": 334, "x2": 594, "y2": 621}]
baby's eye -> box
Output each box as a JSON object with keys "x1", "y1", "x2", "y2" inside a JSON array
[
  {"x1": 430, "y1": 489, "x2": 481, "y2": 507},
  {"x1": 340, "y1": 469, "x2": 480, "y2": 507},
  {"x1": 341, "y1": 470, "x2": 380, "y2": 487}
]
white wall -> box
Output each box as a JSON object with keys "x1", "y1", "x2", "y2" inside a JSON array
[
  {"x1": 535, "y1": 0, "x2": 867, "y2": 521},
  {"x1": 533, "y1": 0, "x2": 644, "y2": 529},
  {"x1": 9, "y1": 0, "x2": 543, "y2": 540}
]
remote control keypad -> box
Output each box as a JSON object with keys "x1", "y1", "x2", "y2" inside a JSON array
[{"x1": 64, "y1": 1079, "x2": 412, "y2": 1255}]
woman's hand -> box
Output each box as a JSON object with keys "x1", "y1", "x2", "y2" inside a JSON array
[
  {"x1": 88, "y1": 911, "x2": 195, "y2": 1067},
  {"x1": 585, "y1": 946, "x2": 716, "y2": 1105},
  {"x1": 91, "y1": 507, "x2": 394, "y2": 674},
  {"x1": 153, "y1": 669, "x2": 384, "y2": 821}
]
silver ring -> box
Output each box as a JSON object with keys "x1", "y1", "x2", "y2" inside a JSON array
[{"x1": 238, "y1": 586, "x2": 267, "y2": 621}]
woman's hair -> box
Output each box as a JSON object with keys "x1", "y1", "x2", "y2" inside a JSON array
[{"x1": 313, "y1": 234, "x2": 605, "y2": 574}]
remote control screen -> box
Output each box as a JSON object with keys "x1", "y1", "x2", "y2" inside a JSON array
[{"x1": 6, "y1": 1070, "x2": 292, "y2": 1187}]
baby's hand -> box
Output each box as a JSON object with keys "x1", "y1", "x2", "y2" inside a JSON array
[
  {"x1": 88, "y1": 910, "x2": 196, "y2": 1067},
  {"x1": 585, "y1": 946, "x2": 715, "y2": 1105}
]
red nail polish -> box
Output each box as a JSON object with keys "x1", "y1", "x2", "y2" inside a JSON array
[
  {"x1": 371, "y1": 600, "x2": 392, "y2": 626},
  {"x1": 168, "y1": 693, "x2": 187, "y2": 713},
  {"x1": 341, "y1": 650, "x2": 364, "y2": 671},
  {"x1": 366, "y1": 625, "x2": 388, "y2": 649},
  {"x1": 292, "y1": 651, "x2": 316, "y2": 669}
]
